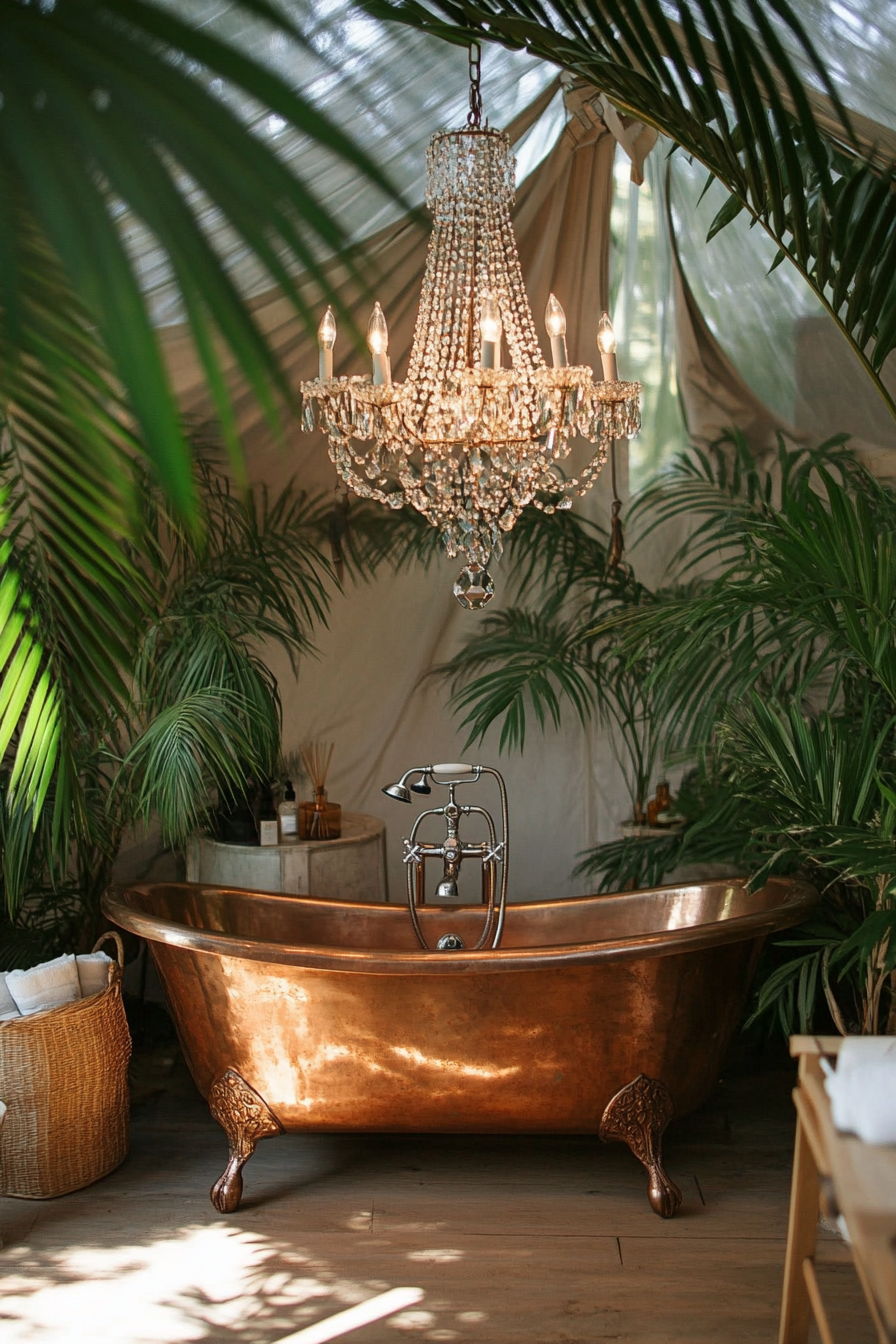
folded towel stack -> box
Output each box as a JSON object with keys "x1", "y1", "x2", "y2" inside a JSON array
[
  {"x1": 1, "y1": 951, "x2": 114, "y2": 1019},
  {"x1": 0, "y1": 974, "x2": 20, "y2": 1021},
  {"x1": 823, "y1": 1036, "x2": 896, "y2": 1145},
  {"x1": 76, "y1": 951, "x2": 115, "y2": 998},
  {"x1": 6, "y1": 954, "x2": 80, "y2": 1016}
]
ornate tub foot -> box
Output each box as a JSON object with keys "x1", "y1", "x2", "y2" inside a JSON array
[
  {"x1": 599, "y1": 1074, "x2": 682, "y2": 1219},
  {"x1": 208, "y1": 1069, "x2": 281, "y2": 1213}
]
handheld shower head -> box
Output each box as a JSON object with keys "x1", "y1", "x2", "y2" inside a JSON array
[{"x1": 381, "y1": 768, "x2": 430, "y2": 804}]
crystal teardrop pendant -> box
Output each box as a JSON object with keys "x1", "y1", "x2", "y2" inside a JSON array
[{"x1": 453, "y1": 563, "x2": 494, "y2": 610}]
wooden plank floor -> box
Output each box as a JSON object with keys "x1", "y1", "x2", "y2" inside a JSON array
[{"x1": 0, "y1": 1046, "x2": 876, "y2": 1344}]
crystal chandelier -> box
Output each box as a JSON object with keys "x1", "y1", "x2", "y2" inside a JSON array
[{"x1": 300, "y1": 47, "x2": 641, "y2": 608}]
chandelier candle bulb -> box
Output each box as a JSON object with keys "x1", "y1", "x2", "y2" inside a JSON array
[
  {"x1": 545, "y1": 293, "x2": 568, "y2": 368},
  {"x1": 479, "y1": 295, "x2": 502, "y2": 370},
  {"x1": 598, "y1": 311, "x2": 619, "y2": 381},
  {"x1": 317, "y1": 307, "x2": 336, "y2": 381},
  {"x1": 367, "y1": 302, "x2": 391, "y2": 386}
]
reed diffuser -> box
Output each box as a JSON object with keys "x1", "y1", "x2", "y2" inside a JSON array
[{"x1": 299, "y1": 741, "x2": 342, "y2": 841}]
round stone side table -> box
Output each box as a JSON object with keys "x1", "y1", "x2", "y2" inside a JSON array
[{"x1": 186, "y1": 812, "x2": 388, "y2": 902}]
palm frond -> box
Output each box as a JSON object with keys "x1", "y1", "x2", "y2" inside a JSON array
[
  {"x1": 630, "y1": 431, "x2": 857, "y2": 577},
  {"x1": 604, "y1": 452, "x2": 896, "y2": 749},
  {"x1": 0, "y1": 424, "x2": 346, "y2": 917},
  {"x1": 0, "y1": 544, "x2": 58, "y2": 811},
  {"x1": 0, "y1": 221, "x2": 155, "y2": 901},
  {"x1": 314, "y1": 495, "x2": 443, "y2": 581},
  {"x1": 572, "y1": 832, "x2": 683, "y2": 892},
  {"x1": 723, "y1": 693, "x2": 894, "y2": 833},
  {"x1": 1, "y1": 0, "x2": 405, "y2": 514},
  {"x1": 437, "y1": 608, "x2": 597, "y2": 751},
  {"x1": 157, "y1": 468, "x2": 335, "y2": 668},
  {"x1": 499, "y1": 506, "x2": 610, "y2": 605},
  {"x1": 0, "y1": 499, "x2": 63, "y2": 916},
  {"x1": 121, "y1": 687, "x2": 278, "y2": 850},
  {"x1": 574, "y1": 761, "x2": 758, "y2": 890},
  {"x1": 0, "y1": 868, "x2": 84, "y2": 970},
  {"x1": 364, "y1": 0, "x2": 896, "y2": 415}
]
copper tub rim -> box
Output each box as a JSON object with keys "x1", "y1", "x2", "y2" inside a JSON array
[{"x1": 104, "y1": 876, "x2": 818, "y2": 976}]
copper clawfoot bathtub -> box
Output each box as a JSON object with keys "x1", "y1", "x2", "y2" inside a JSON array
[{"x1": 104, "y1": 877, "x2": 815, "y2": 1218}]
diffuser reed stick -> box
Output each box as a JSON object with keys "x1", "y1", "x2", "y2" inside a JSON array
[{"x1": 300, "y1": 741, "x2": 334, "y2": 794}]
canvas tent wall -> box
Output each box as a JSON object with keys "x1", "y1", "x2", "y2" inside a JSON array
[{"x1": 127, "y1": 0, "x2": 896, "y2": 901}]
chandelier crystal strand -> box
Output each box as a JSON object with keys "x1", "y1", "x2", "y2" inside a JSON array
[{"x1": 301, "y1": 88, "x2": 641, "y2": 606}]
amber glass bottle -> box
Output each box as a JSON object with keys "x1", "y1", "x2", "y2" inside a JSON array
[
  {"x1": 647, "y1": 779, "x2": 672, "y2": 826},
  {"x1": 299, "y1": 787, "x2": 342, "y2": 840}
]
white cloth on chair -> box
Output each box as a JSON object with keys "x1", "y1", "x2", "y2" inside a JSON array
[
  {"x1": 6, "y1": 953, "x2": 81, "y2": 1016},
  {"x1": 823, "y1": 1036, "x2": 896, "y2": 1145},
  {"x1": 0, "y1": 973, "x2": 21, "y2": 1020},
  {"x1": 76, "y1": 951, "x2": 113, "y2": 998}
]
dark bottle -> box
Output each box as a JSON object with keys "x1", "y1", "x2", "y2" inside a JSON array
[{"x1": 257, "y1": 781, "x2": 279, "y2": 846}]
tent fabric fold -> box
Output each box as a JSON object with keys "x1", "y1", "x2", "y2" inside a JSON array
[
  {"x1": 152, "y1": 24, "x2": 896, "y2": 898},
  {"x1": 159, "y1": 81, "x2": 636, "y2": 901}
]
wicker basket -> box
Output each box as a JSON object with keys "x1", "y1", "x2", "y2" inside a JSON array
[{"x1": 0, "y1": 932, "x2": 132, "y2": 1198}]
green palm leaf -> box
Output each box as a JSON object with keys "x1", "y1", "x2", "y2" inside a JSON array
[
  {"x1": 121, "y1": 687, "x2": 277, "y2": 850},
  {"x1": 1, "y1": 237, "x2": 149, "y2": 728},
  {"x1": 604, "y1": 443, "x2": 896, "y2": 748},
  {"x1": 0, "y1": 520, "x2": 60, "y2": 823},
  {"x1": 0, "y1": 0, "x2": 405, "y2": 516},
  {"x1": 0, "y1": 223, "x2": 154, "y2": 906},
  {"x1": 364, "y1": 0, "x2": 896, "y2": 414},
  {"x1": 437, "y1": 608, "x2": 598, "y2": 751},
  {"x1": 0, "y1": 502, "x2": 62, "y2": 917}
]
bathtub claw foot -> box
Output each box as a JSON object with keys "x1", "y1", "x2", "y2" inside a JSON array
[
  {"x1": 208, "y1": 1069, "x2": 281, "y2": 1213},
  {"x1": 211, "y1": 1161, "x2": 245, "y2": 1214},
  {"x1": 599, "y1": 1074, "x2": 682, "y2": 1219}
]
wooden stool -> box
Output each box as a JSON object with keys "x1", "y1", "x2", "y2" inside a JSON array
[{"x1": 779, "y1": 1036, "x2": 896, "y2": 1344}]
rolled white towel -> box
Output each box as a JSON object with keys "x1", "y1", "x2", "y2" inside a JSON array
[
  {"x1": 6, "y1": 953, "x2": 80, "y2": 1016},
  {"x1": 76, "y1": 951, "x2": 113, "y2": 998},
  {"x1": 823, "y1": 1036, "x2": 896, "y2": 1144},
  {"x1": 0, "y1": 972, "x2": 21, "y2": 1021}
]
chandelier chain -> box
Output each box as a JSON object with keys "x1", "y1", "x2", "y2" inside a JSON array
[{"x1": 467, "y1": 42, "x2": 483, "y2": 128}]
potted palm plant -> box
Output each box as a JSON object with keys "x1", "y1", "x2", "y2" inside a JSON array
[
  {"x1": 435, "y1": 434, "x2": 896, "y2": 1036},
  {"x1": 0, "y1": 427, "x2": 339, "y2": 962}
]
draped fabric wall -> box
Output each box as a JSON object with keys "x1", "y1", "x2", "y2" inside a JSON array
[
  {"x1": 159, "y1": 85, "x2": 627, "y2": 903},
  {"x1": 124, "y1": 0, "x2": 896, "y2": 907},
  {"x1": 665, "y1": 145, "x2": 896, "y2": 466},
  {"x1": 669, "y1": 212, "x2": 796, "y2": 454},
  {"x1": 132, "y1": 57, "x2": 896, "y2": 900}
]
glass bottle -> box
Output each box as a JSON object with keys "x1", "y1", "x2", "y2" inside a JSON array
[
  {"x1": 258, "y1": 797, "x2": 279, "y2": 846},
  {"x1": 299, "y1": 787, "x2": 342, "y2": 841},
  {"x1": 278, "y1": 780, "x2": 298, "y2": 844},
  {"x1": 647, "y1": 779, "x2": 672, "y2": 826}
]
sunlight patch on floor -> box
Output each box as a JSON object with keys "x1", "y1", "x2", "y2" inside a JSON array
[
  {"x1": 0, "y1": 1223, "x2": 421, "y2": 1344},
  {"x1": 406, "y1": 1250, "x2": 464, "y2": 1264}
]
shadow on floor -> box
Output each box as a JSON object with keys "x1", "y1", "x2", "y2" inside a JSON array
[{"x1": 0, "y1": 1032, "x2": 876, "y2": 1344}]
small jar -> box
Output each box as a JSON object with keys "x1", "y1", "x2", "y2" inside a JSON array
[{"x1": 299, "y1": 787, "x2": 342, "y2": 841}]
